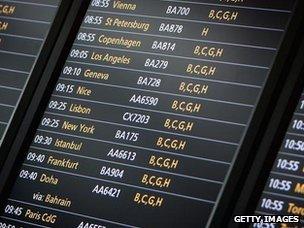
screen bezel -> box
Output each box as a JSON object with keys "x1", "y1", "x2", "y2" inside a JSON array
[
  {"x1": 209, "y1": 1, "x2": 304, "y2": 226},
  {"x1": 0, "y1": 0, "x2": 74, "y2": 171},
  {"x1": 0, "y1": 1, "x2": 303, "y2": 226},
  {"x1": 228, "y1": 23, "x2": 304, "y2": 227},
  {"x1": 0, "y1": 0, "x2": 90, "y2": 199}
]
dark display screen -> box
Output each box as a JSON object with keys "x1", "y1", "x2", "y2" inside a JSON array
[
  {"x1": 0, "y1": 0, "x2": 296, "y2": 227},
  {"x1": 0, "y1": 0, "x2": 60, "y2": 144},
  {"x1": 254, "y1": 90, "x2": 304, "y2": 227}
]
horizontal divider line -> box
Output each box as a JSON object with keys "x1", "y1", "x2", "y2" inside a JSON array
[
  {"x1": 286, "y1": 131, "x2": 304, "y2": 137},
  {"x1": 161, "y1": 0, "x2": 292, "y2": 13},
  {"x1": 0, "y1": 15, "x2": 52, "y2": 25},
  {"x1": 0, "y1": 49, "x2": 36, "y2": 58},
  {"x1": 80, "y1": 26, "x2": 277, "y2": 51},
  {"x1": 60, "y1": 76, "x2": 255, "y2": 107},
  {"x1": 52, "y1": 92, "x2": 248, "y2": 126},
  {"x1": 255, "y1": 210, "x2": 274, "y2": 216},
  {"x1": 87, "y1": 9, "x2": 285, "y2": 32},
  {"x1": 37, "y1": 128, "x2": 234, "y2": 165},
  {"x1": 294, "y1": 112, "x2": 304, "y2": 117},
  {"x1": 66, "y1": 59, "x2": 262, "y2": 89},
  {"x1": 8, "y1": 198, "x2": 138, "y2": 228},
  {"x1": 0, "y1": 85, "x2": 23, "y2": 91},
  {"x1": 31, "y1": 145, "x2": 225, "y2": 183},
  {"x1": 279, "y1": 151, "x2": 304, "y2": 159},
  {"x1": 271, "y1": 171, "x2": 304, "y2": 180},
  {"x1": 0, "y1": 32, "x2": 44, "y2": 41},
  {"x1": 0, "y1": 67, "x2": 29, "y2": 74},
  {"x1": 0, "y1": 103, "x2": 15, "y2": 108},
  {"x1": 74, "y1": 41, "x2": 270, "y2": 70},
  {"x1": 0, "y1": 216, "x2": 50, "y2": 228},
  {"x1": 263, "y1": 191, "x2": 304, "y2": 202},
  {"x1": 2, "y1": 0, "x2": 58, "y2": 8},
  {"x1": 45, "y1": 109, "x2": 240, "y2": 146},
  {"x1": 22, "y1": 163, "x2": 217, "y2": 203}
]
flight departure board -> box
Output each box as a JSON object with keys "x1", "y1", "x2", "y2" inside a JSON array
[
  {"x1": 0, "y1": 0, "x2": 297, "y2": 227},
  {"x1": 0, "y1": 0, "x2": 61, "y2": 144},
  {"x1": 253, "y1": 89, "x2": 304, "y2": 227}
]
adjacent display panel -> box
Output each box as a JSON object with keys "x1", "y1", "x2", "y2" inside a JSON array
[
  {"x1": 254, "y1": 89, "x2": 304, "y2": 227},
  {"x1": 0, "y1": 0, "x2": 61, "y2": 144},
  {"x1": 0, "y1": 0, "x2": 297, "y2": 227}
]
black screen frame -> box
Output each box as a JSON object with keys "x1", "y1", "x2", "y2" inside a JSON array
[
  {"x1": 0, "y1": 1, "x2": 303, "y2": 227},
  {"x1": 228, "y1": 20, "x2": 304, "y2": 228},
  {"x1": 0, "y1": 0, "x2": 91, "y2": 200},
  {"x1": 209, "y1": 1, "x2": 304, "y2": 226},
  {"x1": 0, "y1": 0, "x2": 74, "y2": 172}
]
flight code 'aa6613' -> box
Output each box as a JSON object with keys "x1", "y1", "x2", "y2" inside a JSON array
[{"x1": 107, "y1": 148, "x2": 137, "y2": 161}]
